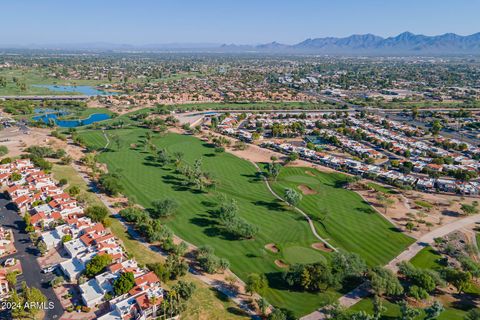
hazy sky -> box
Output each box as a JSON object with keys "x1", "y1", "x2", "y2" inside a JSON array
[{"x1": 2, "y1": 0, "x2": 479, "y2": 45}]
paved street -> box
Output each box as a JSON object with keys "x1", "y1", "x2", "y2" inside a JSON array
[{"x1": 0, "y1": 194, "x2": 64, "y2": 319}]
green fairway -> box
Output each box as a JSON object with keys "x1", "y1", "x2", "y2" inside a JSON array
[
  {"x1": 79, "y1": 128, "x2": 340, "y2": 316},
  {"x1": 0, "y1": 68, "x2": 108, "y2": 96},
  {"x1": 78, "y1": 128, "x2": 411, "y2": 316},
  {"x1": 266, "y1": 166, "x2": 414, "y2": 266},
  {"x1": 410, "y1": 246, "x2": 445, "y2": 270},
  {"x1": 350, "y1": 297, "x2": 468, "y2": 320}
]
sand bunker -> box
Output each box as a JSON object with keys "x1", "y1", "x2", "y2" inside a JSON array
[
  {"x1": 305, "y1": 170, "x2": 316, "y2": 177},
  {"x1": 298, "y1": 184, "x2": 317, "y2": 195},
  {"x1": 311, "y1": 242, "x2": 334, "y2": 253},
  {"x1": 265, "y1": 243, "x2": 279, "y2": 253},
  {"x1": 275, "y1": 259, "x2": 289, "y2": 268}
]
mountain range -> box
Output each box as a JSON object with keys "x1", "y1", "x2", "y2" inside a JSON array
[
  {"x1": 224, "y1": 32, "x2": 480, "y2": 55},
  {"x1": 3, "y1": 32, "x2": 480, "y2": 55}
]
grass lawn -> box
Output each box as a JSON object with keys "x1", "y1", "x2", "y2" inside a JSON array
[
  {"x1": 76, "y1": 128, "x2": 414, "y2": 316},
  {"x1": 414, "y1": 200, "x2": 433, "y2": 209},
  {"x1": 349, "y1": 297, "x2": 468, "y2": 320},
  {"x1": 410, "y1": 246, "x2": 445, "y2": 270},
  {"x1": 267, "y1": 166, "x2": 414, "y2": 266},
  {"x1": 0, "y1": 68, "x2": 108, "y2": 96},
  {"x1": 51, "y1": 163, "x2": 248, "y2": 319},
  {"x1": 78, "y1": 128, "x2": 343, "y2": 316},
  {"x1": 366, "y1": 182, "x2": 398, "y2": 195}
]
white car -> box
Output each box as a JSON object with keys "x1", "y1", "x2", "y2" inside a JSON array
[
  {"x1": 42, "y1": 265, "x2": 56, "y2": 273},
  {"x1": 4, "y1": 258, "x2": 16, "y2": 267}
]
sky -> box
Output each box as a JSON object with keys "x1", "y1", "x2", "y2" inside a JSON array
[{"x1": 2, "y1": 0, "x2": 480, "y2": 45}]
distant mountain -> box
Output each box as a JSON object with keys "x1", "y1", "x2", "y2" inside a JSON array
[
  {"x1": 2, "y1": 32, "x2": 480, "y2": 55},
  {"x1": 288, "y1": 32, "x2": 480, "y2": 55}
]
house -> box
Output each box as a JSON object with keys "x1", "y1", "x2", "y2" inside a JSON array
[{"x1": 80, "y1": 271, "x2": 116, "y2": 307}]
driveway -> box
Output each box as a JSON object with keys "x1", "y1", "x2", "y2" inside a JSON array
[{"x1": 0, "y1": 194, "x2": 64, "y2": 319}]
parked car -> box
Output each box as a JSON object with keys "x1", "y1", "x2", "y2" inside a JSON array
[{"x1": 42, "y1": 265, "x2": 57, "y2": 273}]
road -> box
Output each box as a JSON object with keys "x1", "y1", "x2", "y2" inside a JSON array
[
  {"x1": 0, "y1": 194, "x2": 64, "y2": 319},
  {"x1": 301, "y1": 213, "x2": 480, "y2": 320}
]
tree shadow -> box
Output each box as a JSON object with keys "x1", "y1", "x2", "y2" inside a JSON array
[
  {"x1": 265, "y1": 271, "x2": 290, "y2": 291},
  {"x1": 253, "y1": 200, "x2": 286, "y2": 212},
  {"x1": 356, "y1": 207, "x2": 376, "y2": 214},
  {"x1": 203, "y1": 153, "x2": 216, "y2": 157},
  {"x1": 241, "y1": 172, "x2": 263, "y2": 183}
]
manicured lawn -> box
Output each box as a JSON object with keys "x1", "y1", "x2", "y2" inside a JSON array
[
  {"x1": 410, "y1": 246, "x2": 445, "y2": 270},
  {"x1": 366, "y1": 182, "x2": 398, "y2": 195},
  {"x1": 0, "y1": 68, "x2": 108, "y2": 96},
  {"x1": 267, "y1": 166, "x2": 414, "y2": 266},
  {"x1": 350, "y1": 297, "x2": 468, "y2": 320},
  {"x1": 79, "y1": 128, "x2": 340, "y2": 316},
  {"x1": 76, "y1": 129, "x2": 411, "y2": 315},
  {"x1": 52, "y1": 163, "x2": 248, "y2": 319}
]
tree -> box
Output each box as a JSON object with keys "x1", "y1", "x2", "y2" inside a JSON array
[
  {"x1": 165, "y1": 254, "x2": 189, "y2": 280},
  {"x1": 373, "y1": 295, "x2": 386, "y2": 319},
  {"x1": 151, "y1": 198, "x2": 179, "y2": 218},
  {"x1": 369, "y1": 266, "x2": 403, "y2": 297},
  {"x1": 172, "y1": 280, "x2": 196, "y2": 300},
  {"x1": 460, "y1": 203, "x2": 479, "y2": 215},
  {"x1": 10, "y1": 172, "x2": 22, "y2": 181},
  {"x1": 268, "y1": 308, "x2": 287, "y2": 320},
  {"x1": 98, "y1": 173, "x2": 123, "y2": 196},
  {"x1": 67, "y1": 185, "x2": 81, "y2": 197},
  {"x1": 465, "y1": 309, "x2": 480, "y2": 320},
  {"x1": 157, "y1": 148, "x2": 170, "y2": 165},
  {"x1": 399, "y1": 300, "x2": 420, "y2": 320},
  {"x1": 444, "y1": 268, "x2": 472, "y2": 293},
  {"x1": 111, "y1": 134, "x2": 121, "y2": 150},
  {"x1": 6, "y1": 271, "x2": 19, "y2": 288},
  {"x1": 425, "y1": 301, "x2": 444, "y2": 320},
  {"x1": 245, "y1": 273, "x2": 268, "y2": 295},
  {"x1": 114, "y1": 272, "x2": 135, "y2": 296},
  {"x1": 430, "y1": 120, "x2": 442, "y2": 135},
  {"x1": 7, "y1": 290, "x2": 26, "y2": 318},
  {"x1": 37, "y1": 240, "x2": 47, "y2": 256},
  {"x1": 331, "y1": 251, "x2": 367, "y2": 283},
  {"x1": 257, "y1": 297, "x2": 270, "y2": 316},
  {"x1": 85, "y1": 254, "x2": 113, "y2": 277},
  {"x1": 376, "y1": 194, "x2": 395, "y2": 215},
  {"x1": 405, "y1": 221, "x2": 415, "y2": 232},
  {"x1": 266, "y1": 162, "x2": 282, "y2": 181},
  {"x1": 283, "y1": 262, "x2": 334, "y2": 292},
  {"x1": 23, "y1": 283, "x2": 48, "y2": 317},
  {"x1": 62, "y1": 234, "x2": 73, "y2": 243},
  {"x1": 85, "y1": 205, "x2": 109, "y2": 223},
  {"x1": 50, "y1": 276, "x2": 64, "y2": 288},
  {"x1": 284, "y1": 188, "x2": 302, "y2": 207}
]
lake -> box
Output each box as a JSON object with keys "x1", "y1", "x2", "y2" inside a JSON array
[
  {"x1": 33, "y1": 113, "x2": 111, "y2": 128},
  {"x1": 32, "y1": 85, "x2": 119, "y2": 96}
]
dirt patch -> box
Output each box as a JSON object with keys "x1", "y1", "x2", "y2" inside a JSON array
[
  {"x1": 305, "y1": 170, "x2": 316, "y2": 177},
  {"x1": 274, "y1": 259, "x2": 289, "y2": 268},
  {"x1": 298, "y1": 184, "x2": 317, "y2": 195},
  {"x1": 311, "y1": 242, "x2": 334, "y2": 253},
  {"x1": 264, "y1": 243, "x2": 279, "y2": 253}
]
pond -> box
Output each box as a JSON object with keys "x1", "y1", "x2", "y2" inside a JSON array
[
  {"x1": 32, "y1": 85, "x2": 119, "y2": 96},
  {"x1": 33, "y1": 113, "x2": 111, "y2": 128}
]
